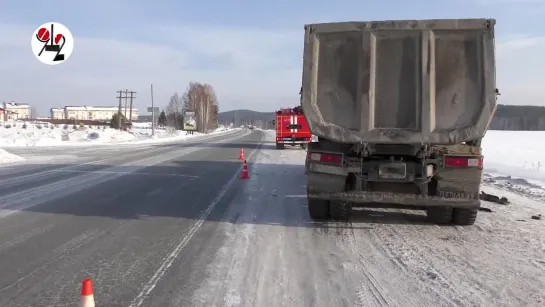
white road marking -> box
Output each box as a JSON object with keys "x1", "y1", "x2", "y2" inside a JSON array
[{"x1": 128, "y1": 132, "x2": 264, "y2": 307}]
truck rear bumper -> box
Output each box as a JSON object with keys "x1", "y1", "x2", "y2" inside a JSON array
[
  {"x1": 307, "y1": 191, "x2": 480, "y2": 208},
  {"x1": 277, "y1": 141, "x2": 307, "y2": 144}
]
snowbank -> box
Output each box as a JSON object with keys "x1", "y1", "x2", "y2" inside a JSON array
[
  {"x1": 0, "y1": 149, "x2": 24, "y2": 164},
  {"x1": 482, "y1": 130, "x2": 545, "y2": 187},
  {"x1": 0, "y1": 121, "x2": 235, "y2": 147}
]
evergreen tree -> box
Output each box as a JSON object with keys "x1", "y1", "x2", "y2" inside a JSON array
[{"x1": 158, "y1": 110, "x2": 167, "y2": 127}]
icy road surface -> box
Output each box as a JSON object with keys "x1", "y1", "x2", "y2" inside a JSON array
[{"x1": 0, "y1": 129, "x2": 543, "y2": 306}]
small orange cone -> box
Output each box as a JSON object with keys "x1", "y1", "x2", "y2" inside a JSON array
[
  {"x1": 240, "y1": 160, "x2": 249, "y2": 179},
  {"x1": 238, "y1": 148, "x2": 245, "y2": 160},
  {"x1": 80, "y1": 279, "x2": 95, "y2": 307}
]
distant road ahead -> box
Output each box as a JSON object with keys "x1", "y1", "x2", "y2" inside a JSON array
[{"x1": 0, "y1": 128, "x2": 264, "y2": 306}]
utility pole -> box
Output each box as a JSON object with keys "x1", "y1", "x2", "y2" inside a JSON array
[
  {"x1": 123, "y1": 89, "x2": 129, "y2": 119},
  {"x1": 128, "y1": 90, "x2": 136, "y2": 126},
  {"x1": 150, "y1": 84, "x2": 155, "y2": 136},
  {"x1": 116, "y1": 90, "x2": 125, "y2": 130}
]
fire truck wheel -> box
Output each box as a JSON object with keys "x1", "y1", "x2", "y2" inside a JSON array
[
  {"x1": 276, "y1": 143, "x2": 285, "y2": 149},
  {"x1": 308, "y1": 198, "x2": 330, "y2": 220},
  {"x1": 301, "y1": 143, "x2": 307, "y2": 150}
]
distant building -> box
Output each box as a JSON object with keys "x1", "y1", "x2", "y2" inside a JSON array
[
  {"x1": 50, "y1": 106, "x2": 139, "y2": 121},
  {"x1": 50, "y1": 108, "x2": 65, "y2": 119},
  {"x1": 2, "y1": 102, "x2": 31, "y2": 120}
]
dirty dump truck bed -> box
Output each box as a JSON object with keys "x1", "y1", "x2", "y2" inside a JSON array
[{"x1": 301, "y1": 19, "x2": 497, "y2": 145}]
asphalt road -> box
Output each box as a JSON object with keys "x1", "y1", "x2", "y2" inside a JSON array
[
  {"x1": 2, "y1": 128, "x2": 544, "y2": 307},
  {"x1": 0, "y1": 128, "x2": 265, "y2": 306}
]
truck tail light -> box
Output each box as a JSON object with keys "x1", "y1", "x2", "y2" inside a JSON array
[
  {"x1": 307, "y1": 152, "x2": 342, "y2": 165},
  {"x1": 444, "y1": 156, "x2": 483, "y2": 169}
]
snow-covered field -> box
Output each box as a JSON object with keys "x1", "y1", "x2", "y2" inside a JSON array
[
  {"x1": 0, "y1": 121, "x2": 233, "y2": 148},
  {"x1": 194, "y1": 130, "x2": 545, "y2": 307},
  {"x1": 482, "y1": 130, "x2": 545, "y2": 201}
]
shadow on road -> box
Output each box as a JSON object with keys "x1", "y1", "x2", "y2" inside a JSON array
[
  {"x1": 150, "y1": 141, "x2": 281, "y2": 151},
  {"x1": 1, "y1": 157, "x2": 433, "y2": 230}
]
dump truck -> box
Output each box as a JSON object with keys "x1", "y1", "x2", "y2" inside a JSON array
[{"x1": 302, "y1": 18, "x2": 498, "y2": 225}]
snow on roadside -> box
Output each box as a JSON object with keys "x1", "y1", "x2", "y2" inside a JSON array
[
  {"x1": 0, "y1": 121, "x2": 235, "y2": 147},
  {"x1": 482, "y1": 130, "x2": 545, "y2": 187},
  {"x1": 0, "y1": 149, "x2": 24, "y2": 164},
  {"x1": 193, "y1": 130, "x2": 545, "y2": 307},
  {"x1": 483, "y1": 173, "x2": 545, "y2": 202}
]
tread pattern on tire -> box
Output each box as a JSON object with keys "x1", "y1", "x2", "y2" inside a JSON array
[
  {"x1": 452, "y1": 208, "x2": 478, "y2": 225},
  {"x1": 330, "y1": 201, "x2": 352, "y2": 221},
  {"x1": 426, "y1": 207, "x2": 453, "y2": 225},
  {"x1": 308, "y1": 198, "x2": 329, "y2": 220}
]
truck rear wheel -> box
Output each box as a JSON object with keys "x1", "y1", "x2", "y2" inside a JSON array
[
  {"x1": 330, "y1": 201, "x2": 352, "y2": 221},
  {"x1": 276, "y1": 143, "x2": 285, "y2": 149},
  {"x1": 308, "y1": 198, "x2": 330, "y2": 220},
  {"x1": 426, "y1": 207, "x2": 453, "y2": 225},
  {"x1": 452, "y1": 208, "x2": 478, "y2": 225}
]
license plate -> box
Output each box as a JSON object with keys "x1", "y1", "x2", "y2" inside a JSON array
[{"x1": 378, "y1": 163, "x2": 406, "y2": 179}]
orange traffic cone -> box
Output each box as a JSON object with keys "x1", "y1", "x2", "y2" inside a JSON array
[
  {"x1": 80, "y1": 279, "x2": 95, "y2": 307},
  {"x1": 240, "y1": 160, "x2": 249, "y2": 179},
  {"x1": 238, "y1": 148, "x2": 245, "y2": 160}
]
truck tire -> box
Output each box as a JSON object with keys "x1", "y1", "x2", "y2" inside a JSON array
[
  {"x1": 276, "y1": 143, "x2": 285, "y2": 149},
  {"x1": 308, "y1": 198, "x2": 329, "y2": 220},
  {"x1": 426, "y1": 207, "x2": 453, "y2": 225},
  {"x1": 452, "y1": 208, "x2": 478, "y2": 225},
  {"x1": 330, "y1": 201, "x2": 352, "y2": 221},
  {"x1": 301, "y1": 143, "x2": 307, "y2": 150}
]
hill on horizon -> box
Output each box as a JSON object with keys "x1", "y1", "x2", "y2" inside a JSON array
[
  {"x1": 218, "y1": 109, "x2": 275, "y2": 127},
  {"x1": 218, "y1": 104, "x2": 545, "y2": 131}
]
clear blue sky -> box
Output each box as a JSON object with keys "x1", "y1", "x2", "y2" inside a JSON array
[{"x1": 1, "y1": 0, "x2": 544, "y2": 115}]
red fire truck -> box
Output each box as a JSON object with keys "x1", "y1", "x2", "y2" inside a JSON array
[{"x1": 273, "y1": 106, "x2": 313, "y2": 149}]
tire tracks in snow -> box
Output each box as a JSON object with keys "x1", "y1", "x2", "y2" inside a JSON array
[
  {"x1": 334, "y1": 218, "x2": 468, "y2": 307},
  {"x1": 383, "y1": 224, "x2": 470, "y2": 306},
  {"x1": 333, "y1": 222, "x2": 396, "y2": 307},
  {"x1": 422, "y1": 217, "x2": 543, "y2": 306}
]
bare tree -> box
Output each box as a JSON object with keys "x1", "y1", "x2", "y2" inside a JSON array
[
  {"x1": 165, "y1": 93, "x2": 183, "y2": 129},
  {"x1": 203, "y1": 84, "x2": 219, "y2": 131},
  {"x1": 181, "y1": 82, "x2": 219, "y2": 133}
]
